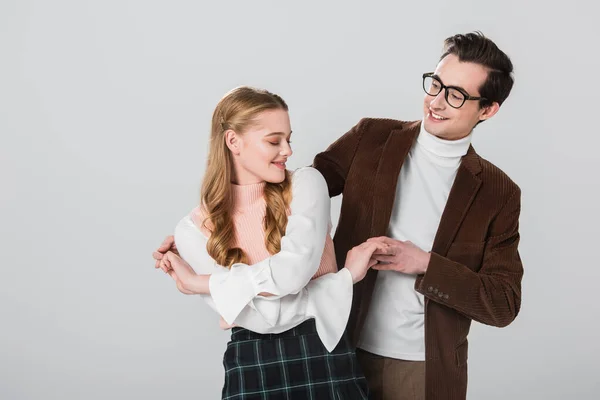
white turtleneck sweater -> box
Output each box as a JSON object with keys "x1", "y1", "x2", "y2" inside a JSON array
[{"x1": 357, "y1": 121, "x2": 472, "y2": 361}]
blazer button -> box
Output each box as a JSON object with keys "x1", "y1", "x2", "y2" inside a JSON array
[
  {"x1": 433, "y1": 288, "x2": 438, "y2": 294},
  {"x1": 444, "y1": 294, "x2": 449, "y2": 300},
  {"x1": 428, "y1": 286, "x2": 434, "y2": 292},
  {"x1": 438, "y1": 292, "x2": 444, "y2": 298}
]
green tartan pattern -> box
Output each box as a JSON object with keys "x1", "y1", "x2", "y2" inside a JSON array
[{"x1": 221, "y1": 319, "x2": 369, "y2": 399}]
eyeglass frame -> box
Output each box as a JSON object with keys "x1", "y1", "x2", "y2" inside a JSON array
[{"x1": 422, "y1": 72, "x2": 488, "y2": 109}]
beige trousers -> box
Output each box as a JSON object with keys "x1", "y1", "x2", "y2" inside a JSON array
[{"x1": 356, "y1": 348, "x2": 426, "y2": 400}]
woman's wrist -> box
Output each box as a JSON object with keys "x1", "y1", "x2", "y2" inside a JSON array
[
  {"x1": 184, "y1": 274, "x2": 211, "y2": 294},
  {"x1": 343, "y1": 266, "x2": 360, "y2": 284}
]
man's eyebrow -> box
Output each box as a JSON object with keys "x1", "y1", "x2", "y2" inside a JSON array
[{"x1": 433, "y1": 74, "x2": 469, "y2": 93}]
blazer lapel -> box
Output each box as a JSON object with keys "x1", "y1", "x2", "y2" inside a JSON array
[
  {"x1": 370, "y1": 121, "x2": 420, "y2": 236},
  {"x1": 430, "y1": 145, "x2": 483, "y2": 256},
  {"x1": 353, "y1": 121, "x2": 419, "y2": 343}
]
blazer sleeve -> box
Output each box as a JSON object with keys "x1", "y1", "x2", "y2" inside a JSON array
[
  {"x1": 416, "y1": 187, "x2": 523, "y2": 327},
  {"x1": 312, "y1": 118, "x2": 368, "y2": 197}
]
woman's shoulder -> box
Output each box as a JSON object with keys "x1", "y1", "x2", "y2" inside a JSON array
[
  {"x1": 176, "y1": 206, "x2": 212, "y2": 239},
  {"x1": 174, "y1": 209, "x2": 216, "y2": 270},
  {"x1": 290, "y1": 166, "x2": 327, "y2": 191},
  {"x1": 289, "y1": 167, "x2": 330, "y2": 209}
]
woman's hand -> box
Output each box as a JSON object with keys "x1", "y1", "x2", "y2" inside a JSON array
[
  {"x1": 166, "y1": 270, "x2": 195, "y2": 295},
  {"x1": 344, "y1": 241, "x2": 388, "y2": 284},
  {"x1": 160, "y1": 251, "x2": 210, "y2": 294}
]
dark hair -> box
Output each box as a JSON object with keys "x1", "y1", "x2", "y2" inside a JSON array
[{"x1": 441, "y1": 31, "x2": 514, "y2": 109}]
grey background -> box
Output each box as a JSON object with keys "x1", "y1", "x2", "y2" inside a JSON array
[{"x1": 1, "y1": 0, "x2": 598, "y2": 399}]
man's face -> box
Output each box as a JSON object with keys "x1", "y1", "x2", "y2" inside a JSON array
[{"x1": 423, "y1": 54, "x2": 496, "y2": 140}]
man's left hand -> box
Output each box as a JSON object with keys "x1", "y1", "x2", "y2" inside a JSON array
[{"x1": 367, "y1": 236, "x2": 431, "y2": 275}]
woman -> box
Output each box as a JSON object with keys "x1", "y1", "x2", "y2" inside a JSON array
[{"x1": 156, "y1": 86, "x2": 384, "y2": 399}]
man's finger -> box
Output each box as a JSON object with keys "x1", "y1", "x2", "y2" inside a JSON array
[
  {"x1": 157, "y1": 236, "x2": 174, "y2": 252},
  {"x1": 152, "y1": 251, "x2": 164, "y2": 261},
  {"x1": 371, "y1": 243, "x2": 392, "y2": 256},
  {"x1": 373, "y1": 263, "x2": 396, "y2": 271},
  {"x1": 373, "y1": 246, "x2": 395, "y2": 256},
  {"x1": 160, "y1": 258, "x2": 171, "y2": 273},
  {"x1": 373, "y1": 255, "x2": 395, "y2": 263}
]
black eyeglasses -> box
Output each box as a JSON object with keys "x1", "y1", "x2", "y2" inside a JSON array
[{"x1": 422, "y1": 72, "x2": 487, "y2": 109}]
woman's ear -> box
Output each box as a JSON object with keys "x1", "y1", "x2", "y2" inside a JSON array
[{"x1": 224, "y1": 129, "x2": 241, "y2": 155}]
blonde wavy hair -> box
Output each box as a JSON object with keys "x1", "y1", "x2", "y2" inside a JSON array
[{"x1": 200, "y1": 86, "x2": 293, "y2": 268}]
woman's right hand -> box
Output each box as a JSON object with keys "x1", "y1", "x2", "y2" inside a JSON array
[{"x1": 344, "y1": 241, "x2": 388, "y2": 284}]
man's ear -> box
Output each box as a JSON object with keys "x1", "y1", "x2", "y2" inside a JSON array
[{"x1": 479, "y1": 101, "x2": 500, "y2": 122}]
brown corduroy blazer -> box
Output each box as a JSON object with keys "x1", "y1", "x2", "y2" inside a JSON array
[{"x1": 312, "y1": 118, "x2": 523, "y2": 400}]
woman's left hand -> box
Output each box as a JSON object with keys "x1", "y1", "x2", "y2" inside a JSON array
[
  {"x1": 161, "y1": 251, "x2": 197, "y2": 294},
  {"x1": 167, "y1": 270, "x2": 195, "y2": 295}
]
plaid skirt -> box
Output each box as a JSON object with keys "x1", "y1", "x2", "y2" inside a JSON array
[{"x1": 221, "y1": 319, "x2": 370, "y2": 399}]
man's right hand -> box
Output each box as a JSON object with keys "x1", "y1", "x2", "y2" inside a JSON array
[{"x1": 153, "y1": 235, "x2": 179, "y2": 273}]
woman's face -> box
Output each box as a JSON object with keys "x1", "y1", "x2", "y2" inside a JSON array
[{"x1": 227, "y1": 109, "x2": 293, "y2": 185}]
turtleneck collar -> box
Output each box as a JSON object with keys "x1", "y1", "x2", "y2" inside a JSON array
[
  {"x1": 416, "y1": 120, "x2": 472, "y2": 159},
  {"x1": 231, "y1": 181, "x2": 266, "y2": 212}
]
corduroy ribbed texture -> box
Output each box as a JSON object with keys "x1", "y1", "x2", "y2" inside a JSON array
[
  {"x1": 312, "y1": 118, "x2": 523, "y2": 400},
  {"x1": 191, "y1": 181, "x2": 337, "y2": 279}
]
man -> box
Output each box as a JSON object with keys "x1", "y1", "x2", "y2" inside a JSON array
[
  {"x1": 312, "y1": 32, "x2": 522, "y2": 399},
  {"x1": 155, "y1": 32, "x2": 523, "y2": 400}
]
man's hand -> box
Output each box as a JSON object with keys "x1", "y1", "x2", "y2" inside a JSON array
[
  {"x1": 367, "y1": 236, "x2": 431, "y2": 275},
  {"x1": 153, "y1": 235, "x2": 179, "y2": 272}
]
